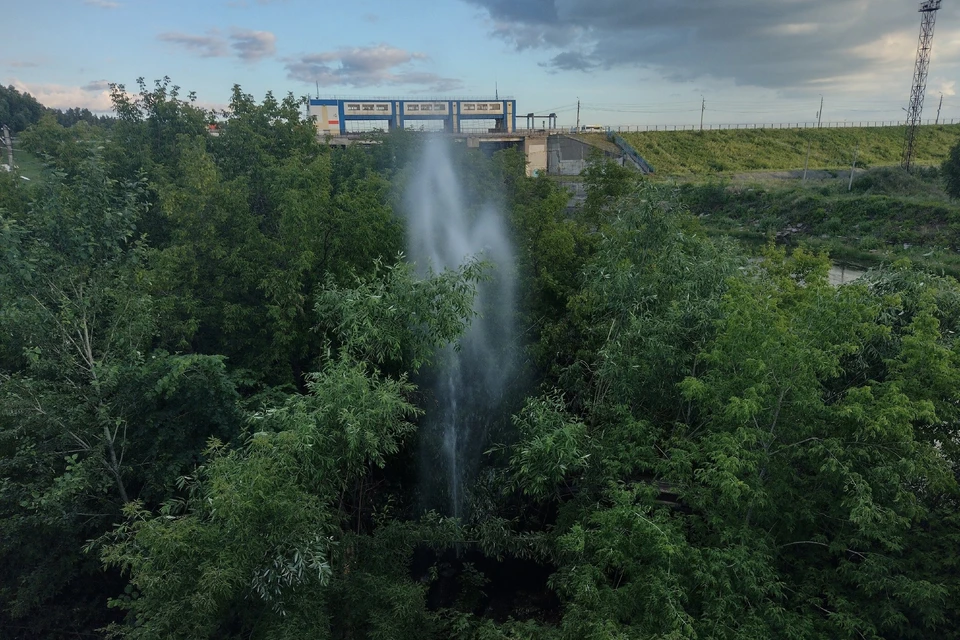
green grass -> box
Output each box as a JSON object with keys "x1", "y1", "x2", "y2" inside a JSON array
[
  {"x1": 680, "y1": 167, "x2": 960, "y2": 278},
  {"x1": 11, "y1": 149, "x2": 46, "y2": 182},
  {"x1": 606, "y1": 124, "x2": 960, "y2": 176}
]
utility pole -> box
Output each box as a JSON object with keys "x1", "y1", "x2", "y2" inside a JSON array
[
  {"x1": 576, "y1": 98, "x2": 580, "y2": 131},
  {"x1": 848, "y1": 143, "x2": 860, "y2": 191},
  {"x1": 817, "y1": 95, "x2": 824, "y2": 128},
  {"x1": 2, "y1": 125, "x2": 12, "y2": 169},
  {"x1": 936, "y1": 93, "x2": 943, "y2": 124},
  {"x1": 700, "y1": 96, "x2": 705, "y2": 132}
]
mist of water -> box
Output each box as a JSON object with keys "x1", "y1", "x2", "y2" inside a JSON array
[{"x1": 405, "y1": 137, "x2": 516, "y2": 519}]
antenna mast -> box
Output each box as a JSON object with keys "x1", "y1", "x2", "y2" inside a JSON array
[{"x1": 902, "y1": 0, "x2": 942, "y2": 170}]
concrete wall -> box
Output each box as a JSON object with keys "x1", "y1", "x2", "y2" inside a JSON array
[
  {"x1": 524, "y1": 137, "x2": 548, "y2": 177},
  {"x1": 547, "y1": 135, "x2": 623, "y2": 175}
]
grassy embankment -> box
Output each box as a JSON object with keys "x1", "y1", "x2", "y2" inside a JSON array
[
  {"x1": 679, "y1": 167, "x2": 960, "y2": 278},
  {"x1": 602, "y1": 124, "x2": 960, "y2": 175}
]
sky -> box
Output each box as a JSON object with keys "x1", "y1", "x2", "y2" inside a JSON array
[{"x1": 4, "y1": 0, "x2": 960, "y2": 128}]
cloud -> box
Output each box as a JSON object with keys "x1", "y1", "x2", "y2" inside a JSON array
[
  {"x1": 540, "y1": 51, "x2": 597, "y2": 72},
  {"x1": 84, "y1": 0, "x2": 121, "y2": 8},
  {"x1": 463, "y1": 0, "x2": 960, "y2": 93},
  {"x1": 8, "y1": 79, "x2": 114, "y2": 111},
  {"x1": 285, "y1": 44, "x2": 463, "y2": 92},
  {"x1": 81, "y1": 79, "x2": 112, "y2": 92},
  {"x1": 5, "y1": 60, "x2": 41, "y2": 69},
  {"x1": 158, "y1": 31, "x2": 230, "y2": 57},
  {"x1": 157, "y1": 28, "x2": 277, "y2": 62},
  {"x1": 230, "y1": 29, "x2": 276, "y2": 62}
]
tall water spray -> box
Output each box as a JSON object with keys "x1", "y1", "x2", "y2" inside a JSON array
[{"x1": 405, "y1": 137, "x2": 516, "y2": 518}]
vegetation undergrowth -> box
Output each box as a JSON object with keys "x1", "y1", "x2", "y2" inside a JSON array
[{"x1": 680, "y1": 165, "x2": 960, "y2": 277}]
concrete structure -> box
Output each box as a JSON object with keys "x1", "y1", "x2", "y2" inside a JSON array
[
  {"x1": 323, "y1": 131, "x2": 640, "y2": 178},
  {"x1": 309, "y1": 98, "x2": 517, "y2": 136},
  {"x1": 547, "y1": 135, "x2": 626, "y2": 175}
]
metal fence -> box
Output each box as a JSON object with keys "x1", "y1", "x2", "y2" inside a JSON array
[
  {"x1": 535, "y1": 119, "x2": 959, "y2": 134},
  {"x1": 337, "y1": 118, "x2": 960, "y2": 137}
]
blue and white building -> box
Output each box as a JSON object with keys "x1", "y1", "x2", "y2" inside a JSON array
[{"x1": 308, "y1": 98, "x2": 517, "y2": 135}]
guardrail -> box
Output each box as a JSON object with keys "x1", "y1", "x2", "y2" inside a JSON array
[{"x1": 608, "y1": 132, "x2": 655, "y2": 174}]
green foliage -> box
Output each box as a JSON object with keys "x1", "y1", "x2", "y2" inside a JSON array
[
  {"x1": 315, "y1": 258, "x2": 484, "y2": 373},
  {"x1": 850, "y1": 165, "x2": 941, "y2": 197},
  {"x1": 0, "y1": 85, "x2": 46, "y2": 133},
  {"x1": 19, "y1": 114, "x2": 105, "y2": 176},
  {"x1": 0, "y1": 150, "x2": 244, "y2": 637},
  {"x1": 508, "y1": 393, "x2": 588, "y2": 499},
  {"x1": 494, "y1": 186, "x2": 960, "y2": 638},
  {"x1": 579, "y1": 156, "x2": 641, "y2": 223},
  {"x1": 679, "y1": 173, "x2": 960, "y2": 278},
  {"x1": 96, "y1": 260, "x2": 484, "y2": 639},
  {"x1": 942, "y1": 136, "x2": 960, "y2": 199},
  {"x1": 7, "y1": 76, "x2": 960, "y2": 640},
  {"x1": 0, "y1": 84, "x2": 112, "y2": 135}
]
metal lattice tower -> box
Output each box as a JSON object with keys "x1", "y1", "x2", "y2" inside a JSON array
[{"x1": 902, "y1": 0, "x2": 942, "y2": 170}]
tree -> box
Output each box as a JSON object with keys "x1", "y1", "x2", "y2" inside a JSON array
[
  {"x1": 19, "y1": 113, "x2": 106, "y2": 176},
  {"x1": 147, "y1": 96, "x2": 402, "y2": 388},
  {"x1": 0, "y1": 85, "x2": 46, "y2": 134},
  {"x1": 494, "y1": 187, "x2": 960, "y2": 639},
  {"x1": 942, "y1": 137, "x2": 960, "y2": 199},
  {"x1": 0, "y1": 151, "x2": 243, "y2": 638},
  {"x1": 97, "y1": 258, "x2": 485, "y2": 639}
]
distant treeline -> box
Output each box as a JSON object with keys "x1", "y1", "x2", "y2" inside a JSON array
[{"x1": 0, "y1": 84, "x2": 115, "y2": 134}]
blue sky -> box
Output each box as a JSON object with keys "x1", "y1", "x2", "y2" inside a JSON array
[{"x1": 5, "y1": 0, "x2": 960, "y2": 127}]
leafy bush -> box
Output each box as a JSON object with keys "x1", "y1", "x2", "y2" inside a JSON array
[
  {"x1": 942, "y1": 136, "x2": 960, "y2": 199},
  {"x1": 850, "y1": 166, "x2": 942, "y2": 197}
]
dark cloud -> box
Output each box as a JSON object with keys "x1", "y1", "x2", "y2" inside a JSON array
[
  {"x1": 157, "y1": 29, "x2": 276, "y2": 62},
  {"x1": 82, "y1": 79, "x2": 111, "y2": 92},
  {"x1": 285, "y1": 44, "x2": 463, "y2": 92},
  {"x1": 540, "y1": 51, "x2": 597, "y2": 72},
  {"x1": 464, "y1": 0, "x2": 960, "y2": 91},
  {"x1": 230, "y1": 29, "x2": 276, "y2": 62},
  {"x1": 158, "y1": 31, "x2": 230, "y2": 58}
]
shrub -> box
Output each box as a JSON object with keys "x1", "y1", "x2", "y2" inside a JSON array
[{"x1": 942, "y1": 138, "x2": 960, "y2": 199}]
